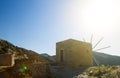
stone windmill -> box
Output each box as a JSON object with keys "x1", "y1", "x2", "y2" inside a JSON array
[
  {"x1": 56, "y1": 35, "x2": 110, "y2": 68},
  {"x1": 56, "y1": 39, "x2": 93, "y2": 68}
]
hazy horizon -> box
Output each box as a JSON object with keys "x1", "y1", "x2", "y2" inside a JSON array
[{"x1": 0, "y1": 0, "x2": 120, "y2": 56}]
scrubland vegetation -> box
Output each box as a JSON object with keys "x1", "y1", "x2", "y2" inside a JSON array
[{"x1": 74, "y1": 65, "x2": 120, "y2": 78}]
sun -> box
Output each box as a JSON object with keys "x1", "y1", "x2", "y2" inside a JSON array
[{"x1": 80, "y1": 0, "x2": 118, "y2": 35}]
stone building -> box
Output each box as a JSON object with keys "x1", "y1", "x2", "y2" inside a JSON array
[
  {"x1": 56, "y1": 39, "x2": 93, "y2": 68},
  {"x1": 0, "y1": 54, "x2": 15, "y2": 67}
]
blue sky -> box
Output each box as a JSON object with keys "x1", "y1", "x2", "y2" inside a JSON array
[
  {"x1": 0, "y1": 0, "x2": 120, "y2": 56},
  {"x1": 0, "y1": 0, "x2": 72, "y2": 55}
]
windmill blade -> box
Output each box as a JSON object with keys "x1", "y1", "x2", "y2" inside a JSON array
[
  {"x1": 93, "y1": 56, "x2": 99, "y2": 66},
  {"x1": 90, "y1": 34, "x2": 93, "y2": 44},
  {"x1": 94, "y1": 46, "x2": 111, "y2": 52},
  {"x1": 93, "y1": 37, "x2": 104, "y2": 49}
]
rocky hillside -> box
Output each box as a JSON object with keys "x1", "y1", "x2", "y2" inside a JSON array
[
  {"x1": 0, "y1": 39, "x2": 48, "y2": 62},
  {"x1": 0, "y1": 39, "x2": 52, "y2": 78}
]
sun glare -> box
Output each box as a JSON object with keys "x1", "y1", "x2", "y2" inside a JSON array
[{"x1": 80, "y1": 0, "x2": 118, "y2": 35}]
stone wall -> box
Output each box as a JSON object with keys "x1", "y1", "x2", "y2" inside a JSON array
[
  {"x1": 32, "y1": 62, "x2": 51, "y2": 78},
  {"x1": 12, "y1": 58, "x2": 36, "y2": 75},
  {"x1": 0, "y1": 54, "x2": 15, "y2": 67}
]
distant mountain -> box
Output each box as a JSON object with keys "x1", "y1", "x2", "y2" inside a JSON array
[
  {"x1": 0, "y1": 39, "x2": 49, "y2": 62},
  {"x1": 41, "y1": 53, "x2": 50, "y2": 57},
  {"x1": 93, "y1": 52, "x2": 120, "y2": 66},
  {"x1": 41, "y1": 53, "x2": 56, "y2": 62}
]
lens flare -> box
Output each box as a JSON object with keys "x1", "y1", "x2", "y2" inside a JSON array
[{"x1": 22, "y1": 65, "x2": 28, "y2": 71}]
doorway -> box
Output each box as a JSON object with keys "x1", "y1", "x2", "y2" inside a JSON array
[{"x1": 60, "y1": 49, "x2": 64, "y2": 62}]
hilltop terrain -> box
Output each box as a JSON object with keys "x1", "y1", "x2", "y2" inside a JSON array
[{"x1": 0, "y1": 39, "x2": 120, "y2": 78}]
